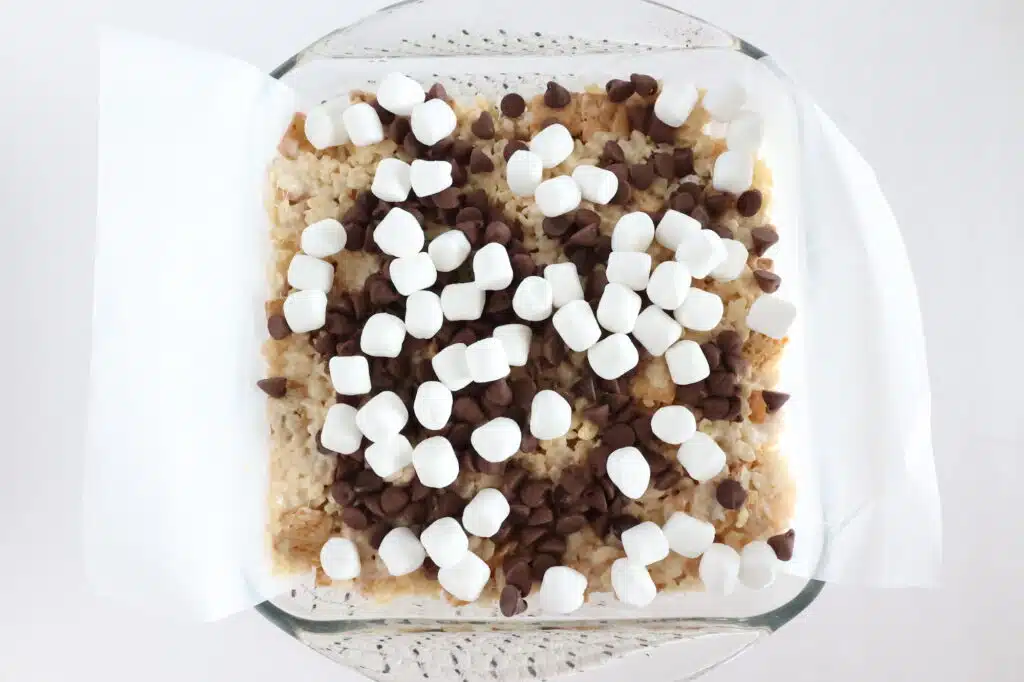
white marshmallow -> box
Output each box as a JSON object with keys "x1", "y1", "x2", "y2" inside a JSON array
[
  {"x1": 431, "y1": 343, "x2": 472, "y2": 391},
  {"x1": 543, "y1": 262, "x2": 584, "y2": 308},
  {"x1": 674, "y1": 288, "x2": 724, "y2": 332},
  {"x1": 655, "y1": 210, "x2": 702, "y2": 251},
  {"x1": 665, "y1": 339, "x2": 711, "y2": 385},
  {"x1": 530, "y1": 390, "x2": 572, "y2": 440},
  {"x1": 287, "y1": 254, "x2": 335, "y2": 293},
  {"x1": 441, "y1": 282, "x2": 486, "y2": 322},
  {"x1": 283, "y1": 289, "x2": 327, "y2": 333},
  {"x1": 461, "y1": 488, "x2": 510, "y2": 538},
  {"x1": 710, "y1": 239, "x2": 748, "y2": 282},
  {"x1": 329, "y1": 355, "x2": 371, "y2": 396},
  {"x1": 438, "y1": 551, "x2": 492, "y2": 603},
  {"x1": 420, "y1": 517, "x2": 469, "y2": 569},
  {"x1": 355, "y1": 391, "x2": 409, "y2": 443},
  {"x1": 404, "y1": 290, "x2": 444, "y2": 339},
  {"x1": 412, "y1": 436, "x2": 460, "y2": 488},
  {"x1": 699, "y1": 543, "x2": 741, "y2": 595},
  {"x1": 465, "y1": 337, "x2": 511, "y2": 383},
  {"x1": 429, "y1": 230, "x2": 472, "y2": 273},
  {"x1": 703, "y1": 81, "x2": 746, "y2": 122},
  {"x1": 320, "y1": 537, "x2": 361, "y2": 580},
  {"x1": 596, "y1": 282, "x2": 642, "y2": 334},
  {"x1": 610, "y1": 558, "x2": 657, "y2": 608},
  {"x1": 726, "y1": 111, "x2": 765, "y2": 154},
  {"x1": 365, "y1": 434, "x2": 414, "y2": 479},
  {"x1": 677, "y1": 431, "x2": 726, "y2": 483},
  {"x1": 587, "y1": 333, "x2": 639, "y2": 380},
  {"x1": 371, "y1": 157, "x2": 413, "y2": 203},
  {"x1": 552, "y1": 300, "x2": 601, "y2": 352},
  {"x1": 378, "y1": 527, "x2": 426, "y2": 577},
  {"x1": 529, "y1": 123, "x2": 574, "y2": 169},
  {"x1": 606, "y1": 251, "x2": 652, "y2": 291},
  {"x1": 304, "y1": 100, "x2": 349, "y2": 150},
  {"x1": 740, "y1": 541, "x2": 780, "y2": 589},
  {"x1": 301, "y1": 218, "x2": 348, "y2": 258},
  {"x1": 471, "y1": 417, "x2": 522, "y2": 463},
  {"x1": 360, "y1": 312, "x2": 406, "y2": 358},
  {"x1": 646, "y1": 261, "x2": 691, "y2": 311},
  {"x1": 512, "y1": 276, "x2": 554, "y2": 322},
  {"x1": 390, "y1": 252, "x2": 437, "y2": 296},
  {"x1": 376, "y1": 72, "x2": 426, "y2": 116},
  {"x1": 493, "y1": 324, "x2": 532, "y2": 367},
  {"x1": 621, "y1": 521, "x2": 670, "y2": 566},
  {"x1": 653, "y1": 82, "x2": 699, "y2": 127},
  {"x1": 651, "y1": 405, "x2": 697, "y2": 445},
  {"x1": 414, "y1": 381, "x2": 453, "y2": 431},
  {"x1": 712, "y1": 150, "x2": 754, "y2": 195},
  {"x1": 746, "y1": 294, "x2": 797, "y2": 340},
  {"x1": 631, "y1": 306, "x2": 682, "y2": 357},
  {"x1": 410, "y1": 98, "x2": 457, "y2": 146},
  {"x1": 571, "y1": 164, "x2": 618, "y2": 205},
  {"x1": 341, "y1": 102, "x2": 385, "y2": 147},
  {"x1": 506, "y1": 150, "x2": 544, "y2": 196},
  {"x1": 537, "y1": 566, "x2": 587, "y2": 615},
  {"x1": 534, "y1": 176, "x2": 582, "y2": 217},
  {"x1": 675, "y1": 229, "x2": 728, "y2": 279},
  {"x1": 611, "y1": 212, "x2": 655, "y2": 252},
  {"x1": 410, "y1": 159, "x2": 453, "y2": 197},
  {"x1": 663, "y1": 511, "x2": 716, "y2": 558},
  {"x1": 374, "y1": 207, "x2": 425, "y2": 257},
  {"x1": 606, "y1": 446, "x2": 651, "y2": 500},
  {"x1": 320, "y1": 403, "x2": 362, "y2": 454},
  {"x1": 472, "y1": 243, "x2": 513, "y2": 291}
]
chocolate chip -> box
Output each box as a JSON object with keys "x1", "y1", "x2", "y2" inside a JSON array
[
  {"x1": 701, "y1": 396, "x2": 731, "y2": 420},
  {"x1": 370, "y1": 99, "x2": 395, "y2": 125},
  {"x1": 519, "y1": 527, "x2": 548, "y2": 549},
  {"x1": 353, "y1": 470, "x2": 383, "y2": 494},
  {"x1": 648, "y1": 116, "x2": 677, "y2": 144},
  {"x1": 267, "y1": 313, "x2": 291, "y2": 340},
  {"x1": 344, "y1": 222, "x2": 366, "y2": 250},
  {"x1": 753, "y1": 269, "x2": 781, "y2": 293},
  {"x1": 500, "y1": 585, "x2": 523, "y2": 617},
  {"x1": 716, "y1": 329, "x2": 742, "y2": 352},
  {"x1": 701, "y1": 343, "x2": 722, "y2": 370},
  {"x1": 750, "y1": 226, "x2": 779, "y2": 256},
  {"x1": 427, "y1": 136, "x2": 454, "y2": 160},
  {"x1": 341, "y1": 507, "x2": 369, "y2": 530},
  {"x1": 536, "y1": 535, "x2": 567, "y2": 556},
  {"x1": 455, "y1": 221, "x2": 481, "y2": 247},
  {"x1": 629, "y1": 162, "x2": 655, "y2": 190},
  {"x1": 603, "y1": 423, "x2": 636, "y2": 449},
  {"x1": 257, "y1": 377, "x2": 287, "y2": 398},
  {"x1": 650, "y1": 152, "x2": 674, "y2": 180},
  {"x1": 554, "y1": 514, "x2": 587, "y2": 536},
  {"x1": 450, "y1": 139, "x2": 474, "y2": 164},
  {"x1": 704, "y1": 193, "x2": 732, "y2": 217},
  {"x1": 330, "y1": 480, "x2": 356, "y2": 506},
  {"x1": 452, "y1": 396, "x2": 485, "y2": 425},
  {"x1": 653, "y1": 469, "x2": 682, "y2": 490},
  {"x1": 768, "y1": 529, "x2": 796, "y2": 561},
  {"x1": 675, "y1": 382, "x2": 704, "y2": 407},
  {"x1": 673, "y1": 147, "x2": 695, "y2": 177},
  {"x1": 706, "y1": 371, "x2": 737, "y2": 397},
  {"x1": 426, "y1": 82, "x2": 448, "y2": 101},
  {"x1": 471, "y1": 111, "x2": 496, "y2": 139},
  {"x1": 500, "y1": 93, "x2": 526, "y2": 118},
  {"x1": 736, "y1": 189, "x2": 763, "y2": 217},
  {"x1": 368, "y1": 278, "x2": 400, "y2": 307},
  {"x1": 380, "y1": 486, "x2": 410, "y2": 516},
  {"x1": 722, "y1": 351, "x2": 748, "y2": 375},
  {"x1": 610, "y1": 514, "x2": 640, "y2": 537},
  {"x1": 588, "y1": 446, "x2": 610, "y2": 478},
  {"x1": 468, "y1": 148, "x2": 495, "y2": 174},
  {"x1": 530, "y1": 553, "x2": 559, "y2": 580},
  {"x1": 483, "y1": 379, "x2": 513, "y2": 407},
  {"x1": 433, "y1": 490, "x2": 465, "y2": 519},
  {"x1": 312, "y1": 332, "x2": 338, "y2": 357},
  {"x1": 543, "y1": 81, "x2": 571, "y2": 109},
  {"x1": 567, "y1": 224, "x2": 598, "y2": 247},
  {"x1": 387, "y1": 116, "x2": 411, "y2": 144},
  {"x1": 716, "y1": 479, "x2": 747, "y2": 509},
  {"x1": 510, "y1": 252, "x2": 536, "y2": 280},
  {"x1": 582, "y1": 404, "x2": 610, "y2": 427},
  {"x1": 520, "y1": 480, "x2": 548, "y2": 508},
  {"x1": 761, "y1": 390, "x2": 790, "y2": 413},
  {"x1": 484, "y1": 221, "x2": 511, "y2": 245},
  {"x1": 505, "y1": 561, "x2": 533, "y2": 596},
  {"x1": 602, "y1": 140, "x2": 626, "y2": 165},
  {"x1": 605, "y1": 78, "x2": 635, "y2": 103},
  {"x1": 541, "y1": 215, "x2": 571, "y2": 239},
  {"x1": 367, "y1": 520, "x2": 392, "y2": 550},
  {"x1": 707, "y1": 223, "x2": 734, "y2": 240},
  {"x1": 632, "y1": 415, "x2": 654, "y2": 442},
  {"x1": 585, "y1": 267, "x2": 608, "y2": 303},
  {"x1": 403, "y1": 132, "x2": 426, "y2": 159},
  {"x1": 629, "y1": 73, "x2": 658, "y2": 96},
  {"x1": 575, "y1": 209, "x2": 601, "y2": 230},
  {"x1": 503, "y1": 139, "x2": 529, "y2": 162},
  {"x1": 626, "y1": 103, "x2": 651, "y2": 133},
  {"x1": 583, "y1": 487, "x2": 608, "y2": 513},
  {"x1": 432, "y1": 187, "x2": 460, "y2": 210}
]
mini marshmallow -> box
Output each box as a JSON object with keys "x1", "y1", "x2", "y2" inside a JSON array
[
  {"x1": 287, "y1": 254, "x2": 335, "y2": 293},
  {"x1": 726, "y1": 111, "x2": 765, "y2": 154},
  {"x1": 329, "y1": 355, "x2": 371, "y2": 395},
  {"x1": 493, "y1": 324, "x2": 532, "y2": 367},
  {"x1": 374, "y1": 207, "x2": 425, "y2": 257},
  {"x1": 674, "y1": 229, "x2": 728, "y2": 279},
  {"x1": 631, "y1": 306, "x2": 682, "y2": 357},
  {"x1": 712, "y1": 150, "x2": 754, "y2": 195},
  {"x1": 606, "y1": 251, "x2": 652, "y2": 291},
  {"x1": 543, "y1": 262, "x2": 584, "y2": 308},
  {"x1": 365, "y1": 434, "x2": 414, "y2": 479},
  {"x1": 360, "y1": 312, "x2": 406, "y2": 358},
  {"x1": 466, "y1": 337, "x2": 511, "y2": 383},
  {"x1": 410, "y1": 159, "x2": 453, "y2": 197},
  {"x1": 378, "y1": 527, "x2": 426, "y2": 577},
  {"x1": 320, "y1": 403, "x2": 362, "y2": 454},
  {"x1": 461, "y1": 488, "x2": 511, "y2": 538},
  {"x1": 371, "y1": 157, "x2": 413, "y2": 203},
  {"x1": 677, "y1": 431, "x2": 726, "y2": 483},
  {"x1": 699, "y1": 543, "x2": 741, "y2": 595},
  {"x1": 320, "y1": 537, "x2": 361, "y2": 580},
  {"x1": 530, "y1": 390, "x2": 572, "y2": 440},
  {"x1": 376, "y1": 72, "x2": 426, "y2": 116},
  {"x1": 646, "y1": 261, "x2": 691, "y2": 311},
  {"x1": 390, "y1": 252, "x2": 437, "y2": 296},
  {"x1": 429, "y1": 230, "x2": 472, "y2": 273},
  {"x1": 655, "y1": 210, "x2": 702, "y2": 251},
  {"x1": 651, "y1": 406, "x2": 697, "y2": 445},
  {"x1": 512, "y1": 276, "x2": 554, "y2": 322},
  {"x1": 304, "y1": 100, "x2": 349, "y2": 150},
  {"x1": 740, "y1": 541, "x2": 780, "y2": 589},
  {"x1": 410, "y1": 98, "x2": 457, "y2": 146},
  {"x1": 610, "y1": 558, "x2": 657, "y2": 608},
  {"x1": 552, "y1": 300, "x2": 601, "y2": 352},
  {"x1": 506, "y1": 150, "x2": 544, "y2": 196},
  {"x1": 606, "y1": 446, "x2": 650, "y2": 500},
  {"x1": 412, "y1": 436, "x2": 460, "y2": 488},
  {"x1": 571, "y1": 164, "x2": 618, "y2": 205},
  {"x1": 420, "y1": 517, "x2": 469, "y2": 569},
  {"x1": 441, "y1": 282, "x2": 486, "y2": 321},
  {"x1": 621, "y1": 521, "x2": 670, "y2": 566},
  {"x1": 414, "y1": 381, "x2": 453, "y2": 431},
  {"x1": 301, "y1": 218, "x2": 347, "y2": 257},
  {"x1": 355, "y1": 391, "x2": 409, "y2": 443},
  {"x1": 611, "y1": 212, "x2": 655, "y2": 252},
  {"x1": 654, "y1": 82, "x2": 699, "y2": 127},
  {"x1": 663, "y1": 511, "x2": 716, "y2": 558},
  {"x1": 342, "y1": 102, "x2": 385, "y2": 147},
  {"x1": 674, "y1": 287, "x2": 724, "y2": 332},
  {"x1": 472, "y1": 243, "x2": 514, "y2": 291},
  {"x1": 597, "y1": 283, "x2": 642, "y2": 334},
  {"x1": 665, "y1": 339, "x2": 711, "y2": 385},
  {"x1": 710, "y1": 239, "x2": 748, "y2": 282},
  {"x1": 534, "y1": 176, "x2": 582, "y2": 217},
  {"x1": 702, "y1": 81, "x2": 746, "y2": 122},
  {"x1": 529, "y1": 123, "x2": 574, "y2": 169},
  {"x1": 404, "y1": 290, "x2": 444, "y2": 339},
  {"x1": 431, "y1": 343, "x2": 472, "y2": 391},
  {"x1": 283, "y1": 289, "x2": 327, "y2": 333},
  {"x1": 471, "y1": 417, "x2": 522, "y2": 463},
  {"x1": 746, "y1": 294, "x2": 797, "y2": 340},
  {"x1": 438, "y1": 551, "x2": 492, "y2": 603},
  {"x1": 587, "y1": 333, "x2": 639, "y2": 380},
  {"x1": 537, "y1": 566, "x2": 587, "y2": 615}
]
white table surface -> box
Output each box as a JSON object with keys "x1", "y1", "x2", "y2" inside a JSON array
[{"x1": 1, "y1": 0, "x2": 1021, "y2": 679}]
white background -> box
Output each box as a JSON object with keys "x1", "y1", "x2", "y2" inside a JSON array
[{"x1": 1, "y1": 0, "x2": 1021, "y2": 680}]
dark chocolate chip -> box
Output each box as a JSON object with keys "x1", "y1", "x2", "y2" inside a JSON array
[
  {"x1": 510, "y1": 252, "x2": 536, "y2": 280},
  {"x1": 630, "y1": 73, "x2": 658, "y2": 97},
  {"x1": 543, "y1": 81, "x2": 572, "y2": 109},
  {"x1": 602, "y1": 140, "x2": 626, "y2": 165},
  {"x1": 455, "y1": 221, "x2": 481, "y2": 247},
  {"x1": 370, "y1": 99, "x2": 395, "y2": 125},
  {"x1": 421, "y1": 558, "x2": 439, "y2": 580},
  {"x1": 500, "y1": 93, "x2": 527, "y2": 118},
  {"x1": 519, "y1": 433, "x2": 538, "y2": 454},
  {"x1": 354, "y1": 469, "x2": 384, "y2": 494},
  {"x1": 632, "y1": 415, "x2": 654, "y2": 442},
  {"x1": 708, "y1": 223, "x2": 734, "y2": 240},
  {"x1": 341, "y1": 507, "x2": 369, "y2": 530},
  {"x1": 610, "y1": 514, "x2": 641, "y2": 536},
  {"x1": 585, "y1": 267, "x2": 608, "y2": 303},
  {"x1": 520, "y1": 481, "x2": 548, "y2": 508},
  {"x1": 768, "y1": 529, "x2": 796, "y2": 561},
  {"x1": 484, "y1": 379, "x2": 513, "y2": 407},
  {"x1": 653, "y1": 152, "x2": 675, "y2": 179},
  {"x1": 605, "y1": 78, "x2": 635, "y2": 103},
  {"x1": 699, "y1": 343, "x2": 721, "y2": 371},
  {"x1": 368, "y1": 278, "x2": 400, "y2": 307},
  {"x1": 536, "y1": 535, "x2": 567, "y2": 556},
  {"x1": 704, "y1": 193, "x2": 733, "y2": 216},
  {"x1": 626, "y1": 103, "x2": 651, "y2": 133},
  {"x1": 673, "y1": 147, "x2": 695, "y2": 177},
  {"x1": 603, "y1": 423, "x2": 636, "y2": 449},
  {"x1": 716, "y1": 329, "x2": 742, "y2": 352},
  {"x1": 653, "y1": 469, "x2": 682, "y2": 490},
  {"x1": 380, "y1": 486, "x2": 410, "y2": 516},
  {"x1": 761, "y1": 390, "x2": 791, "y2": 413},
  {"x1": 426, "y1": 82, "x2": 449, "y2": 101},
  {"x1": 716, "y1": 479, "x2": 747, "y2": 509},
  {"x1": 750, "y1": 226, "x2": 779, "y2": 256},
  {"x1": 669, "y1": 191, "x2": 696, "y2": 214},
  {"x1": 722, "y1": 351, "x2": 748, "y2": 375},
  {"x1": 312, "y1": 332, "x2": 338, "y2": 357},
  {"x1": 588, "y1": 446, "x2": 610, "y2": 478},
  {"x1": 648, "y1": 116, "x2": 677, "y2": 144},
  {"x1": 331, "y1": 480, "x2": 356, "y2": 506},
  {"x1": 736, "y1": 189, "x2": 763, "y2": 217},
  {"x1": 427, "y1": 136, "x2": 454, "y2": 160},
  {"x1": 503, "y1": 139, "x2": 529, "y2": 162},
  {"x1": 542, "y1": 215, "x2": 571, "y2": 238},
  {"x1": 484, "y1": 221, "x2": 511, "y2": 245},
  {"x1": 257, "y1": 377, "x2": 287, "y2": 398},
  {"x1": 469, "y1": 148, "x2": 495, "y2": 174},
  {"x1": 574, "y1": 208, "x2": 601, "y2": 230},
  {"x1": 706, "y1": 371, "x2": 737, "y2": 397},
  {"x1": 505, "y1": 560, "x2": 533, "y2": 594},
  {"x1": 267, "y1": 313, "x2": 291, "y2": 340},
  {"x1": 583, "y1": 487, "x2": 608, "y2": 513},
  {"x1": 471, "y1": 111, "x2": 496, "y2": 139},
  {"x1": 629, "y1": 162, "x2": 655, "y2": 190},
  {"x1": 675, "y1": 381, "x2": 705, "y2": 407},
  {"x1": 530, "y1": 554, "x2": 559, "y2": 580},
  {"x1": 451, "y1": 161, "x2": 469, "y2": 188},
  {"x1": 500, "y1": 585, "x2": 523, "y2": 617},
  {"x1": 403, "y1": 132, "x2": 426, "y2": 159},
  {"x1": 753, "y1": 269, "x2": 781, "y2": 293},
  {"x1": 432, "y1": 187, "x2": 460, "y2": 210},
  {"x1": 518, "y1": 526, "x2": 548, "y2": 548},
  {"x1": 388, "y1": 116, "x2": 411, "y2": 144},
  {"x1": 368, "y1": 521, "x2": 392, "y2": 549},
  {"x1": 701, "y1": 396, "x2": 731, "y2": 420},
  {"x1": 726, "y1": 396, "x2": 743, "y2": 421},
  {"x1": 567, "y1": 224, "x2": 598, "y2": 247},
  {"x1": 453, "y1": 396, "x2": 485, "y2": 425},
  {"x1": 554, "y1": 515, "x2": 587, "y2": 536},
  {"x1": 583, "y1": 404, "x2": 610, "y2": 427},
  {"x1": 451, "y1": 139, "x2": 474, "y2": 164}
]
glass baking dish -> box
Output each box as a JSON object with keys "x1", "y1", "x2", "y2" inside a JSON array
[{"x1": 257, "y1": 1, "x2": 825, "y2": 679}]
